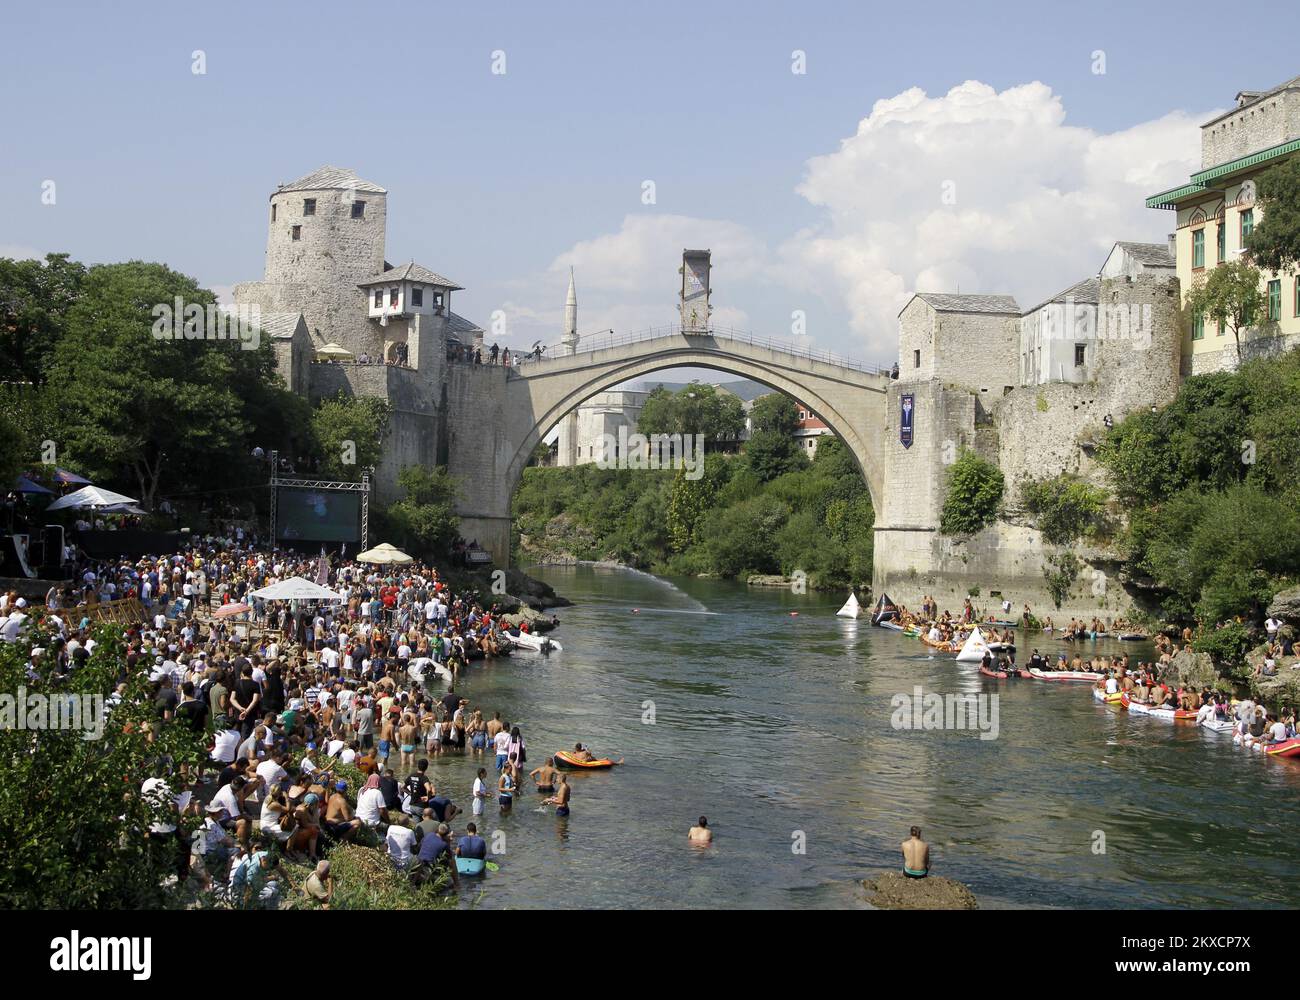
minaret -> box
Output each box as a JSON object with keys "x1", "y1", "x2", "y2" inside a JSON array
[{"x1": 557, "y1": 269, "x2": 580, "y2": 466}]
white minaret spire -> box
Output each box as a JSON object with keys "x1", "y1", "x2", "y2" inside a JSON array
[
  {"x1": 562, "y1": 267, "x2": 579, "y2": 354},
  {"x1": 557, "y1": 268, "x2": 580, "y2": 466}
]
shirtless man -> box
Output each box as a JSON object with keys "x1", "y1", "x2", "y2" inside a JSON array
[
  {"x1": 902, "y1": 826, "x2": 929, "y2": 879},
  {"x1": 688, "y1": 816, "x2": 712, "y2": 844},
  {"x1": 530, "y1": 757, "x2": 559, "y2": 793},
  {"x1": 485, "y1": 712, "x2": 504, "y2": 743},
  {"x1": 543, "y1": 774, "x2": 571, "y2": 817},
  {"x1": 570, "y1": 743, "x2": 594, "y2": 763},
  {"x1": 323, "y1": 780, "x2": 361, "y2": 843}
]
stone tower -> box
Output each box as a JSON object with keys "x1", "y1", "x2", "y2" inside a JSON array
[
  {"x1": 234, "y1": 166, "x2": 387, "y2": 352},
  {"x1": 556, "y1": 269, "x2": 580, "y2": 466},
  {"x1": 680, "y1": 249, "x2": 712, "y2": 333}
]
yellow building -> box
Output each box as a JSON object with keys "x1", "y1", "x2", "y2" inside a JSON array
[{"x1": 1146, "y1": 75, "x2": 1300, "y2": 374}]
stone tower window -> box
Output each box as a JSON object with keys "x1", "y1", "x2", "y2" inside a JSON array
[
  {"x1": 1074, "y1": 344, "x2": 1086, "y2": 367},
  {"x1": 373, "y1": 289, "x2": 383, "y2": 308},
  {"x1": 271, "y1": 203, "x2": 277, "y2": 222},
  {"x1": 351, "y1": 200, "x2": 366, "y2": 219},
  {"x1": 913, "y1": 349, "x2": 920, "y2": 368},
  {"x1": 412, "y1": 286, "x2": 423, "y2": 307},
  {"x1": 291, "y1": 225, "x2": 301, "y2": 241},
  {"x1": 303, "y1": 198, "x2": 316, "y2": 216}
]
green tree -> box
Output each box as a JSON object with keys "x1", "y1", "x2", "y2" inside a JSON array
[
  {"x1": 939, "y1": 449, "x2": 1004, "y2": 535},
  {"x1": 43, "y1": 262, "x2": 287, "y2": 508},
  {"x1": 666, "y1": 455, "x2": 727, "y2": 551},
  {"x1": 0, "y1": 625, "x2": 207, "y2": 908},
  {"x1": 749, "y1": 392, "x2": 800, "y2": 436},
  {"x1": 1184, "y1": 259, "x2": 1267, "y2": 362},
  {"x1": 636, "y1": 384, "x2": 744, "y2": 445},
  {"x1": 0, "y1": 252, "x2": 86, "y2": 384},
  {"x1": 384, "y1": 466, "x2": 462, "y2": 560},
  {"x1": 311, "y1": 394, "x2": 392, "y2": 481},
  {"x1": 1246, "y1": 157, "x2": 1300, "y2": 274}
]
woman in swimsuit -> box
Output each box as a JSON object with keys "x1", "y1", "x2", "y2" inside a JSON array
[{"x1": 497, "y1": 767, "x2": 514, "y2": 810}]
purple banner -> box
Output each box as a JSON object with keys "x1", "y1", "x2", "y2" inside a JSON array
[{"x1": 900, "y1": 394, "x2": 914, "y2": 449}]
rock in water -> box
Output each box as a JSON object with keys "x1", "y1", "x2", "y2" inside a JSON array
[{"x1": 862, "y1": 872, "x2": 978, "y2": 910}]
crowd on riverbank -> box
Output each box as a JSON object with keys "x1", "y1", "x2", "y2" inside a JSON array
[{"x1": 0, "y1": 536, "x2": 581, "y2": 908}]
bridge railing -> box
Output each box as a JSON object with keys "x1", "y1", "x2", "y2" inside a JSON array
[{"x1": 510, "y1": 324, "x2": 889, "y2": 376}]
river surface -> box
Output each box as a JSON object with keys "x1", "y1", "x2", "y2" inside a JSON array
[{"x1": 427, "y1": 565, "x2": 1300, "y2": 909}]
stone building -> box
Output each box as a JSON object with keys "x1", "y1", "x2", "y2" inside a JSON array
[
  {"x1": 234, "y1": 166, "x2": 486, "y2": 505},
  {"x1": 1146, "y1": 74, "x2": 1300, "y2": 374}
]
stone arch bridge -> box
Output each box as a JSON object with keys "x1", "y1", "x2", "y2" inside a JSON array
[{"x1": 447, "y1": 327, "x2": 920, "y2": 577}]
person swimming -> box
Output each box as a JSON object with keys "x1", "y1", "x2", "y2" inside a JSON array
[
  {"x1": 688, "y1": 816, "x2": 712, "y2": 845},
  {"x1": 902, "y1": 826, "x2": 929, "y2": 879}
]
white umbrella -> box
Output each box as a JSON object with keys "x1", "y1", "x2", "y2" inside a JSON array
[
  {"x1": 249, "y1": 576, "x2": 342, "y2": 601},
  {"x1": 47, "y1": 485, "x2": 140, "y2": 511},
  {"x1": 355, "y1": 542, "x2": 414, "y2": 565}
]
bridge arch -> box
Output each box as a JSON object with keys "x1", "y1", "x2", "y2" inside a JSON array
[{"x1": 502, "y1": 338, "x2": 890, "y2": 514}]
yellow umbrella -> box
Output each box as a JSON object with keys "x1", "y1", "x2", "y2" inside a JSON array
[
  {"x1": 356, "y1": 542, "x2": 414, "y2": 565},
  {"x1": 316, "y1": 342, "x2": 355, "y2": 360}
]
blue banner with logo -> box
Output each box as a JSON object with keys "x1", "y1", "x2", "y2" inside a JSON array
[{"x1": 900, "y1": 394, "x2": 914, "y2": 449}]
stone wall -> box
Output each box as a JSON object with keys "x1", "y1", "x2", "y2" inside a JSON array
[
  {"x1": 307, "y1": 363, "x2": 439, "y2": 501},
  {"x1": 1201, "y1": 89, "x2": 1300, "y2": 169},
  {"x1": 444, "y1": 363, "x2": 513, "y2": 564}
]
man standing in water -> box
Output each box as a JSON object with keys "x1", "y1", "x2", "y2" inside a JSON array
[
  {"x1": 902, "y1": 827, "x2": 929, "y2": 879},
  {"x1": 543, "y1": 774, "x2": 570, "y2": 817},
  {"x1": 688, "y1": 816, "x2": 712, "y2": 844},
  {"x1": 530, "y1": 757, "x2": 559, "y2": 793}
]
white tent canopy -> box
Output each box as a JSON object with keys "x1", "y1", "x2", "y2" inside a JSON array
[
  {"x1": 955, "y1": 627, "x2": 991, "y2": 663},
  {"x1": 249, "y1": 576, "x2": 342, "y2": 601},
  {"x1": 46, "y1": 486, "x2": 139, "y2": 511},
  {"x1": 356, "y1": 542, "x2": 414, "y2": 565}
]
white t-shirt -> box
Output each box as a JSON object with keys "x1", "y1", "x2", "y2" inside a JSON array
[
  {"x1": 493, "y1": 730, "x2": 512, "y2": 756},
  {"x1": 211, "y1": 729, "x2": 241, "y2": 763},
  {"x1": 210, "y1": 783, "x2": 242, "y2": 822},
  {"x1": 256, "y1": 759, "x2": 288, "y2": 792},
  {"x1": 386, "y1": 824, "x2": 416, "y2": 867},
  {"x1": 1270, "y1": 721, "x2": 1288, "y2": 742},
  {"x1": 1266, "y1": 617, "x2": 1282, "y2": 635},
  {"x1": 357, "y1": 787, "x2": 386, "y2": 826},
  {"x1": 320, "y1": 647, "x2": 339, "y2": 672},
  {"x1": 142, "y1": 777, "x2": 190, "y2": 834}
]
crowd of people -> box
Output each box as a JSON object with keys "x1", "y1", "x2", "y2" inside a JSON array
[{"x1": 1, "y1": 535, "x2": 580, "y2": 908}]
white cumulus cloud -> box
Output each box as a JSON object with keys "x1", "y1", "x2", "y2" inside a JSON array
[{"x1": 780, "y1": 80, "x2": 1210, "y2": 357}]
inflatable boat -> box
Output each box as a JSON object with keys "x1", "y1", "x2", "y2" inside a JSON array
[
  {"x1": 1093, "y1": 687, "x2": 1125, "y2": 705},
  {"x1": 1121, "y1": 695, "x2": 1197, "y2": 720},
  {"x1": 1027, "y1": 667, "x2": 1104, "y2": 682},
  {"x1": 978, "y1": 663, "x2": 1025, "y2": 679},
  {"x1": 920, "y1": 634, "x2": 957, "y2": 652},
  {"x1": 554, "y1": 749, "x2": 620, "y2": 770},
  {"x1": 1199, "y1": 716, "x2": 1236, "y2": 733},
  {"x1": 455, "y1": 856, "x2": 487, "y2": 876},
  {"x1": 509, "y1": 630, "x2": 562, "y2": 653},
  {"x1": 407, "y1": 658, "x2": 452, "y2": 687},
  {"x1": 1265, "y1": 737, "x2": 1300, "y2": 759}
]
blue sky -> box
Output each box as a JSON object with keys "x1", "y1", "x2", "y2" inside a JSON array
[{"x1": 2, "y1": 0, "x2": 1297, "y2": 364}]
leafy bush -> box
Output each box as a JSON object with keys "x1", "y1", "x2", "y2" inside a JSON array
[
  {"x1": 1191, "y1": 621, "x2": 1253, "y2": 677},
  {"x1": 1021, "y1": 474, "x2": 1108, "y2": 545},
  {"x1": 1042, "y1": 551, "x2": 1080, "y2": 609},
  {"x1": 940, "y1": 449, "x2": 1004, "y2": 535}
]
